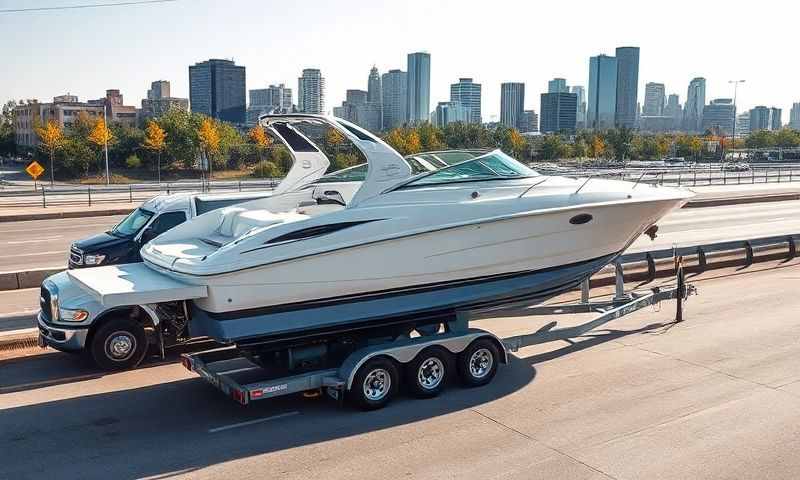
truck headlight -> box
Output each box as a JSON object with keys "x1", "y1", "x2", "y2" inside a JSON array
[
  {"x1": 83, "y1": 254, "x2": 106, "y2": 266},
  {"x1": 60, "y1": 308, "x2": 90, "y2": 322}
]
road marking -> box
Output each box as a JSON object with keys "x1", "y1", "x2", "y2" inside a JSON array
[
  {"x1": 6, "y1": 236, "x2": 62, "y2": 245},
  {"x1": 208, "y1": 411, "x2": 299, "y2": 433},
  {"x1": 0, "y1": 250, "x2": 63, "y2": 258},
  {"x1": 0, "y1": 222, "x2": 115, "y2": 233}
]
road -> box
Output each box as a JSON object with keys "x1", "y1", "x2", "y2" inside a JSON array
[
  {"x1": 2, "y1": 198, "x2": 799, "y2": 271},
  {"x1": 1, "y1": 261, "x2": 800, "y2": 479},
  {"x1": 0, "y1": 215, "x2": 126, "y2": 271}
]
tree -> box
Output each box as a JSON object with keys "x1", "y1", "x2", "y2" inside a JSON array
[
  {"x1": 197, "y1": 117, "x2": 220, "y2": 177},
  {"x1": 143, "y1": 120, "x2": 167, "y2": 183},
  {"x1": 540, "y1": 134, "x2": 567, "y2": 160},
  {"x1": 325, "y1": 128, "x2": 345, "y2": 150},
  {"x1": 383, "y1": 128, "x2": 409, "y2": 154},
  {"x1": 508, "y1": 129, "x2": 527, "y2": 159},
  {"x1": 248, "y1": 125, "x2": 273, "y2": 176},
  {"x1": 35, "y1": 120, "x2": 65, "y2": 185},
  {"x1": 405, "y1": 130, "x2": 422, "y2": 154},
  {"x1": 573, "y1": 138, "x2": 588, "y2": 159},
  {"x1": 589, "y1": 134, "x2": 606, "y2": 159},
  {"x1": 87, "y1": 117, "x2": 114, "y2": 181},
  {"x1": 0, "y1": 100, "x2": 17, "y2": 156}
]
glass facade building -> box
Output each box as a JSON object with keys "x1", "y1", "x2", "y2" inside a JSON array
[
  {"x1": 614, "y1": 47, "x2": 639, "y2": 129},
  {"x1": 587, "y1": 55, "x2": 617, "y2": 130},
  {"x1": 189, "y1": 59, "x2": 246, "y2": 124},
  {"x1": 500, "y1": 82, "x2": 525, "y2": 130},
  {"x1": 406, "y1": 52, "x2": 431, "y2": 123},
  {"x1": 449, "y1": 78, "x2": 482, "y2": 124}
]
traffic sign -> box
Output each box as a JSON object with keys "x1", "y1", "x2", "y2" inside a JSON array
[{"x1": 26, "y1": 161, "x2": 45, "y2": 180}]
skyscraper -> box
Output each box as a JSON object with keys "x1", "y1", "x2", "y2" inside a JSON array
[
  {"x1": 433, "y1": 101, "x2": 470, "y2": 127},
  {"x1": 406, "y1": 52, "x2": 431, "y2": 123},
  {"x1": 684, "y1": 77, "x2": 706, "y2": 132},
  {"x1": 749, "y1": 106, "x2": 771, "y2": 132},
  {"x1": 643, "y1": 83, "x2": 665, "y2": 116},
  {"x1": 614, "y1": 46, "x2": 639, "y2": 128},
  {"x1": 189, "y1": 58, "x2": 246, "y2": 123},
  {"x1": 381, "y1": 69, "x2": 407, "y2": 130},
  {"x1": 571, "y1": 86, "x2": 586, "y2": 128},
  {"x1": 540, "y1": 92, "x2": 578, "y2": 134},
  {"x1": 735, "y1": 112, "x2": 751, "y2": 137},
  {"x1": 701, "y1": 98, "x2": 735, "y2": 135},
  {"x1": 770, "y1": 107, "x2": 782, "y2": 130},
  {"x1": 246, "y1": 84, "x2": 293, "y2": 125},
  {"x1": 367, "y1": 66, "x2": 382, "y2": 103},
  {"x1": 664, "y1": 93, "x2": 682, "y2": 130},
  {"x1": 500, "y1": 82, "x2": 525, "y2": 130},
  {"x1": 587, "y1": 54, "x2": 617, "y2": 130},
  {"x1": 520, "y1": 110, "x2": 538, "y2": 133},
  {"x1": 548, "y1": 78, "x2": 569, "y2": 93},
  {"x1": 790, "y1": 103, "x2": 800, "y2": 130},
  {"x1": 298, "y1": 68, "x2": 325, "y2": 114},
  {"x1": 449, "y1": 77, "x2": 482, "y2": 124}
]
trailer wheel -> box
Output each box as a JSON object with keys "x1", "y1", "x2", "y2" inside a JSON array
[
  {"x1": 90, "y1": 318, "x2": 148, "y2": 371},
  {"x1": 457, "y1": 338, "x2": 499, "y2": 387},
  {"x1": 349, "y1": 357, "x2": 399, "y2": 410},
  {"x1": 406, "y1": 347, "x2": 450, "y2": 398}
]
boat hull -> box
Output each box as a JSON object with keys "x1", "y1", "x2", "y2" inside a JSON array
[{"x1": 188, "y1": 252, "x2": 618, "y2": 344}]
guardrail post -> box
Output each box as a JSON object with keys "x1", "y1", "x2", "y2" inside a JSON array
[
  {"x1": 88, "y1": 186, "x2": 92, "y2": 206},
  {"x1": 238, "y1": 181, "x2": 242, "y2": 192},
  {"x1": 676, "y1": 258, "x2": 685, "y2": 323},
  {"x1": 129, "y1": 185, "x2": 133, "y2": 203},
  {"x1": 744, "y1": 241, "x2": 754, "y2": 267},
  {"x1": 693, "y1": 170, "x2": 697, "y2": 186},
  {"x1": 723, "y1": 169, "x2": 727, "y2": 184},
  {"x1": 788, "y1": 236, "x2": 796, "y2": 260},
  {"x1": 677, "y1": 172, "x2": 681, "y2": 186},
  {"x1": 42, "y1": 187, "x2": 46, "y2": 208},
  {"x1": 696, "y1": 247, "x2": 707, "y2": 272},
  {"x1": 751, "y1": 169, "x2": 755, "y2": 184}
]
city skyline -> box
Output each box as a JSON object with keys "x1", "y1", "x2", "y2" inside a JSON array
[{"x1": 3, "y1": 0, "x2": 798, "y2": 121}]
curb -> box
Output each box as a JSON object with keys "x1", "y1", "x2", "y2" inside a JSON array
[
  {"x1": 0, "y1": 208, "x2": 134, "y2": 223},
  {"x1": 0, "y1": 267, "x2": 63, "y2": 291}
]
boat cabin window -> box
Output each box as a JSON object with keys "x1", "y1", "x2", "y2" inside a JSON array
[
  {"x1": 272, "y1": 123, "x2": 319, "y2": 152},
  {"x1": 313, "y1": 163, "x2": 369, "y2": 183},
  {"x1": 397, "y1": 151, "x2": 538, "y2": 188}
]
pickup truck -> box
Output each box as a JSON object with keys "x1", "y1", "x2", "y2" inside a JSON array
[{"x1": 68, "y1": 191, "x2": 271, "y2": 268}]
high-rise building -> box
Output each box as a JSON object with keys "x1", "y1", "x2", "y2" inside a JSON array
[
  {"x1": 500, "y1": 82, "x2": 525, "y2": 130},
  {"x1": 247, "y1": 84, "x2": 293, "y2": 125},
  {"x1": 433, "y1": 101, "x2": 470, "y2": 126},
  {"x1": 643, "y1": 83, "x2": 665, "y2": 116},
  {"x1": 189, "y1": 59, "x2": 246, "y2": 123},
  {"x1": 548, "y1": 78, "x2": 569, "y2": 93},
  {"x1": 701, "y1": 98, "x2": 735, "y2": 135},
  {"x1": 406, "y1": 52, "x2": 431, "y2": 123},
  {"x1": 367, "y1": 66, "x2": 382, "y2": 103},
  {"x1": 735, "y1": 112, "x2": 751, "y2": 137},
  {"x1": 449, "y1": 78, "x2": 482, "y2": 124},
  {"x1": 749, "y1": 106, "x2": 771, "y2": 132},
  {"x1": 790, "y1": 103, "x2": 800, "y2": 130},
  {"x1": 684, "y1": 77, "x2": 706, "y2": 132},
  {"x1": 381, "y1": 69, "x2": 407, "y2": 130},
  {"x1": 540, "y1": 92, "x2": 578, "y2": 134},
  {"x1": 298, "y1": 68, "x2": 325, "y2": 114},
  {"x1": 520, "y1": 110, "x2": 538, "y2": 133},
  {"x1": 587, "y1": 54, "x2": 617, "y2": 129},
  {"x1": 141, "y1": 80, "x2": 189, "y2": 119},
  {"x1": 614, "y1": 46, "x2": 639, "y2": 128},
  {"x1": 770, "y1": 107, "x2": 782, "y2": 130},
  {"x1": 333, "y1": 89, "x2": 381, "y2": 132},
  {"x1": 571, "y1": 86, "x2": 586, "y2": 128}
]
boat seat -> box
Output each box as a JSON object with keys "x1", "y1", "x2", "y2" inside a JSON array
[{"x1": 203, "y1": 208, "x2": 309, "y2": 247}]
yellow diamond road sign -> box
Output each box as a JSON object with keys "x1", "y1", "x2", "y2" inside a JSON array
[{"x1": 26, "y1": 161, "x2": 45, "y2": 180}]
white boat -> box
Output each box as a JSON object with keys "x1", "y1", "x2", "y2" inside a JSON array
[{"x1": 137, "y1": 114, "x2": 691, "y2": 344}]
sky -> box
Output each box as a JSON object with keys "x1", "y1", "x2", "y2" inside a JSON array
[{"x1": 1, "y1": 0, "x2": 798, "y2": 120}]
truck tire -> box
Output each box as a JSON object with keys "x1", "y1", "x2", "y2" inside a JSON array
[
  {"x1": 90, "y1": 318, "x2": 148, "y2": 371},
  {"x1": 348, "y1": 357, "x2": 399, "y2": 410},
  {"x1": 457, "y1": 338, "x2": 499, "y2": 388},
  {"x1": 406, "y1": 347, "x2": 450, "y2": 398}
]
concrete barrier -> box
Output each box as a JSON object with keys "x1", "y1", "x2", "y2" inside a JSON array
[
  {"x1": 0, "y1": 268, "x2": 63, "y2": 292},
  {"x1": 0, "y1": 272, "x2": 20, "y2": 290},
  {"x1": 0, "y1": 208, "x2": 133, "y2": 223}
]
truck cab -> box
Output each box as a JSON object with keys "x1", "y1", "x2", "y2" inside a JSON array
[{"x1": 68, "y1": 192, "x2": 271, "y2": 268}]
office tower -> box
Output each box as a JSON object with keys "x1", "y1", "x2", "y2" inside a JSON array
[
  {"x1": 548, "y1": 78, "x2": 569, "y2": 93},
  {"x1": 587, "y1": 54, "x2": 617, "y2": 129},
  {"x1": 643, "y1": 83, "x2": 665, "y2": 116},
  {"x1": 540, "y1": 92, "x2": 578, "y2": 134},
  {"x1": 189, "y1": 59, "x2": 246, "y2": 123},
  {"x1": 500, "y1": 82, "x2": 525, "y2": 130},
  {"x1": 749, "y1": 106, "x2": 770, "y2": 132},
  {"x1": 790, "y1": 103, "x2": 800, "y2": 130},
  {"x1": 663, "y1": 93, "x2": 682, "y2": 130},
  {"x1": 614, "y1": 46, "x2": 639, "y2": 128},
  {"x1": 433, "y1": 101, "x2": 470, "y2": 126},
  {"x1": 449, "y1": 77, "x2": 482, "y2": 124},
  {"x1": 381, "y1": 69, "x2": 407, "y2": 130},
  {"x1": 520, "y1": 110, "x2": 538, "y2": 133},
  {"x1": 571, "y1": 86, "x2": 586, "y2": 128},
  {"x1": 701, "y1": 98, "x2": 735, "y2": 135},
  {"x1": 770, "y1": 107, "x2": 782, "y2": 130},
  {"x1": 247, "y1": 84, "x2": 293, "y2": 124},
  {"x1": 406, "y1": 52, "x2": 431, "y2": 123},
  {"x1": 735, "y1": 112, "x2": 751, "y2": 137},
  {"x1": 684, "y1": 77, "x2": 706, "y2": 132},
  {"x1": 367, "y1": 66, "x2": 382, "y2": 103}
]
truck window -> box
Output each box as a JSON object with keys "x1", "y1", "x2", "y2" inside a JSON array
[{"x1": 149, "y1": 211, "x2": 187, "y2": 235}]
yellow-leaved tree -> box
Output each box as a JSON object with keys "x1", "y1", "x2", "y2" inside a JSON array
[
  {"x1": 590, "y1": 135, "x2": 606, "y2": 159},
  {"x1": 248, "y1": 125, "x2": 274, "y2": 177},
  {"x1": 143, "y1": 120, "x2": 167, "y2": 184},
  {"x1": 405, "y1": 131, "x2": 422, "y2": 154},
  {"x1": 508, "y1": 129, "x2": 526, "y2": 159},
  {"x1": 197, "y1": 118, "x2": 221, "y2": 178},
  {"x1": 88, "y1": 117, "x2": 114, "y2": 182},
  {"x1": 34, "y1": 120, "x2": 64, "y2": 186},
  {"x1": 325, "y1": 128, "x2": 345, "y2": 152}
]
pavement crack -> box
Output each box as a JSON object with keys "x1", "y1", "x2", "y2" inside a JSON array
[{"x1": 469, "y1": 408, "x2": 619, "y2": 480}]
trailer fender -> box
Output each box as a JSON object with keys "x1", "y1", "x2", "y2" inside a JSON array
[{"x1": 341, "y1": 329, "x2": 507, "y2": 391}]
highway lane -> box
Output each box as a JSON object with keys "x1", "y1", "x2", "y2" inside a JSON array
[
  {"x1": 0, "y1": 215, "x2": 126, "y2": 271},
  {"x1": 2, "y1": 262, "x2": 800, "y2": 479}
]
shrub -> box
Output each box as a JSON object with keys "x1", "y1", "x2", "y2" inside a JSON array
[
  {"x1": 125, "y1": 154, "x2": 142, "y2": 169},
  {"x1": 253, "y1": 161, "x2": 281, "y2": 178}
]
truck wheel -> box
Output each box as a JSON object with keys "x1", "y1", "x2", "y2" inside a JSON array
[
  {"x1": 90, "y1": 318, "x2": 148, "y2": 371},
  {"x1": 348, "y1": 357, "x2": 399, "y2": 410},
  {"x1": 406, "y1": 347, "x2": 450, "y2": 398},
  {"x1": 457, "y1": 338, "x2": 499, "y2": 388}
]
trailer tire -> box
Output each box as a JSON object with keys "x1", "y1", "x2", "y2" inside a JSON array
[
  {"x1": 348, "y1": 357, "x2": 399, "y2": 410},
  {"x1": 90, "y1": 318, "x2": 148, "y2": 371},
  {"x1": 406, "y1": 347, "x2": 450, "y2": 398},
  {"x1": 457, "y1": 338, "x2": 499, "y2": 388}
]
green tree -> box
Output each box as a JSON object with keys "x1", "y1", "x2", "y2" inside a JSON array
[
  {"x1": 540, "y1": 134, "x2": 567, "y2": 160},
  {"x1": 0, "y1": 100, "x2": 17, "y2": 156},
  {"x1": 606, "y1": 127, "x2": 635, "y2": 161}
]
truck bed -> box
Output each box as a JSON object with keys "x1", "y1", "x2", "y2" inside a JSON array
[{"x1": 67, "y1": 263, "x2": 207, "y2": 308}]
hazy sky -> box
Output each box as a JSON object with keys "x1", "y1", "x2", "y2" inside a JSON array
[{"x1": 2, "y1": 0, "x2": 797, "y2": 119}]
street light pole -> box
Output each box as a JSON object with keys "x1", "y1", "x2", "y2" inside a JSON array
[
  {"x1": 103, "y1": 105, "x2": 110, "y2": 185},
  {"x1": 728, "y1": 79, "x2": 746, "y2": 162}
]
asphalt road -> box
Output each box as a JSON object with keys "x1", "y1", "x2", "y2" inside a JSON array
[{"x1": 1, "y1": 262, "x2": 800, "y2": 479}]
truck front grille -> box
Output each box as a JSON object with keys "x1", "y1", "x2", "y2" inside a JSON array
[
  {"x1": 40, "y1": 285, "x2": 52, "y2": 322},
  {"x1": 69, "y1": 246, "x2": 83, "y2": 267}
]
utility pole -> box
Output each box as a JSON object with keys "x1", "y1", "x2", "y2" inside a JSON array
[
  {"x1": 728, "y1": 80, "x2": 746, "y2": 163},
  {"x1": 103, "y1": 105, "x2": 110, "y2": 185}
]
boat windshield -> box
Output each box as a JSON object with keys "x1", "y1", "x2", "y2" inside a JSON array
[
  {"x1": 314, "y1": 163, "x2": 369, "y2": 183},
  {"x1": 397, "y1": 151, "x2": 539, "y2": 188},
  {"x1": 110, "y1": 208, "x2": 154, "y2": 237}
]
